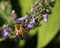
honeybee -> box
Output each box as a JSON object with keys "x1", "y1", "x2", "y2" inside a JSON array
[{"x1": 15, "y1": 23, "x2": 24, "y2": 39}]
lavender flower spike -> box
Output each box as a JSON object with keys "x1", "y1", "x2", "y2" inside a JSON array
[
  {"x1": 2, "y1": 27, "x2": 9, "y2": 37},
  {"x1": 43, "y1": 14, "x2": 48, "y2": 23}
]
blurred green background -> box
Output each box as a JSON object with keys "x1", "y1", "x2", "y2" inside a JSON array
[{"x1": 0, "y1": 0, "x2": 60, "y2": 48}]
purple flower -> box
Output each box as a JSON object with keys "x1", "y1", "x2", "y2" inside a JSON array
[
  {"x1": 27, "y1": 24, "x2": 33, "y2": 29},
  {"x1": 30, "y1": 18, "x2": 35, "y2": 25},
  {"x1": 27, "y1": 18, "x2": 35, "y2": 29},
  {"x1": 16, "y1": 16, "x2": 27, "y2": 23},
  {"x1": 2, "y1": 27, "x2": 9, "y2": 37},
  {"x1": 16, "y1": 17, "x2": 25, "y2": 23},
  {"x1": 43, "y1": 14, "x2": 48, "y2": 23}
]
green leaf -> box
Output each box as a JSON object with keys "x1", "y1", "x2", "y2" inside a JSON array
[
  {"x1": 19, "y1": 0, "x2": 36, "y2": 16},
  {"x1": 5, "y1": 1, "x2": 11, "y2": 16},
  {"x1": 0, "y1": 1, "x2": 12, "y2": 24},
  {"x1": 37, "y1": 0, "x2": 60, "y2": 48},
  {"x1": 0, "y1": 10, "x2": 11, "y2": 24}
]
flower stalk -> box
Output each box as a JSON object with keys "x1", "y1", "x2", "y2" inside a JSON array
[{"x1": 0, "y1": 0, "x2": 56, "y2": 41}]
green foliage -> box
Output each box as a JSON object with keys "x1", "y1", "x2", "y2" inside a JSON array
[{"x1": 0, "y1": 1, "x2": 11, "y2": 24}]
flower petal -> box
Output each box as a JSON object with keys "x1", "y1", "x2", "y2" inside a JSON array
[
  {"x1": 43, "y1": 14, "x2": 48, "y2": 22},
  {"x1": 2, "y1": 27, "x2": 9, "y2": 37}
]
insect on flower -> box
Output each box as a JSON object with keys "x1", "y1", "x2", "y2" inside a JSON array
[{"x1": 16, "y1": 23, "x2": 24, "y2": 39}]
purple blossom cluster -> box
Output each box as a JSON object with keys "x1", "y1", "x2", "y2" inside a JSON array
[{"x1": 1, "y1": 0, "x2": 56, "y2": 41}]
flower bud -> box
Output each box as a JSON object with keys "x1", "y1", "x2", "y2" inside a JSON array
[
  {"x1": 43, "y1": 14, "x2": 48, "y2": 22},
  {"x1": 30, "y1": 18, "x2": 35, "y2": 25},
  {"x1": 27, "y1": 24, "x2": 33, "y2": 29},
  {"x1": 11, "y1": 10, "x2": 17, "y2": 20},
  {"x1": 16, "y1": 16, "x2": 27, "y2": 23},
  {"x1": 2, "y1": 27, "x2": 9, "y2": 37},
  {"x1": 31, "y1": 4, "x2": 36, "y2": 12}
]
